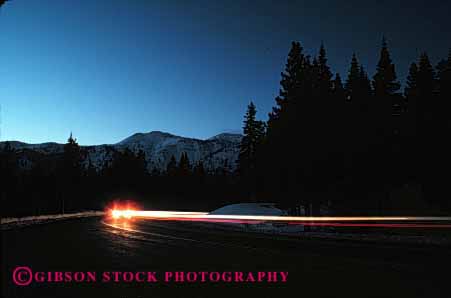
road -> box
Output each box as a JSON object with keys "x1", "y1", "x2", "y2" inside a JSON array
[{"x1": 2, "y1": 216, "x2": 451, "y2": 298}]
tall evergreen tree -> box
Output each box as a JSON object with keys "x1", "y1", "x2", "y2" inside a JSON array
[
  {"x1": 417, "y1": 53, "x2": 436, "y2": 97},
  {"x1": 313, "y1": 44, "x2": 335, "y2": 155},
  {"x1": 405, "y1": 62, "x2": 419, "y2": 114},
  {"x1": 416, "y1": 52, "x2": 437, "y2": 132},
  {"x1": 345, "y1": 53, "x2": 361, "y2": 101},
  {"x1": 343, "y1": 55, "x2": 372, "y2": 150},
  {"x1": 63, "y1": 133, "x2": 82, "y2": 174},
  {"x1": 403, "y1": 62, "x2": 420, "y2": 143},
  {"x1": 268, "y1": 41, "x2": 304, "y2": 129},
  {"x1": 345, "y1": 56, "x2": 372, "y2": 116},
  {"x1": 316, "y1": 43, "x2": 333, "y2": 94},
  {"x1": 238, "y1": 101, "x2": 265, "y2": 185},
  {"x1": 370, "y1": 37, "x2": 401, "y2": 147},
  {"x1": 331, "y1": 72, "x2": 347, "y2": 161},
  {"x1": 366, "y1": 38, "x2": 401, "y2": 212},
  {"x1": 413, "y1": 52, "x2": 442, "y2": 204},
  {"x1": 266, "y1": 40, "x2": 335, "y2": 211},
  {"x1": 372, "y1": 37, "x2": 401, "y2": 96},
  {"x1": 60, "y1": 133, "x2": 82, "y2": 212},
  {"x1": 239, "y1": 102, "x2": 265, "y2": 201}
]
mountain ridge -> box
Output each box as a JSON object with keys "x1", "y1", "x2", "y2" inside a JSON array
[{"x1": 0, "y1": 131, "x2": 243, "y2": 172}]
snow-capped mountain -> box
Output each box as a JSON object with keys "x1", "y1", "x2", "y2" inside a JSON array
[{"x1": 0, "y1": 131, "x2": 242, "y2": 172}]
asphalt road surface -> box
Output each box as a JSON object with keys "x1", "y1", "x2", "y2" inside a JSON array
[{"x1": 2, "y1": 217, "x2": 451, "y2": 298}]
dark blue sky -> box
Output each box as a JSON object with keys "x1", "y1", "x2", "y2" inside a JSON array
[{"x1": 1, "y1": 0, "x2": 450, "y2": 145}]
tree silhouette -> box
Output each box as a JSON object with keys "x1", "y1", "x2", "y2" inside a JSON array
[
  {"x1": 415, "y1": 52, "x2": 437, "y2": 140},
  {"x1": 345, "y1": 54, "x2": 361, "y2": 101},
  {"x1": 267, "y1": 41, "x2": 305, "y2": 132},
  {"x1": 316, "y1": 43, "x2": 333, "y2": 96},
  {"x1": 238, "y1": 101, "x2": 265, "y2": 199},
  {"x1": 60, "y1": 133, "x2": 83, "y2": 212},
  {"x1": 405, "y1": 62, "x2": 419, "y2": 137},
  {"x1": 238, "y1": 102, "x2": 265, "y2": 173},
  {"x1": 63, "y1": 133, "x2": 82, "y2": 173},
  {"x1": 264, "y1": 41, "x2": 308, "y2": 206},
  {"x1": 373, "y1": 37, "x2": 401, "y2": 97}
]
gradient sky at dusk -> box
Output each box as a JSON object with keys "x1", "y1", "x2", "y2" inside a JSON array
[{"x1": 1, "y1": 0, "x2": 450, "y2": 145}]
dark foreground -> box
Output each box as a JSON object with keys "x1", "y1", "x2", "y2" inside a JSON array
[{"x1": 2, "y1": 217, "x2": 451, "y2": 298}]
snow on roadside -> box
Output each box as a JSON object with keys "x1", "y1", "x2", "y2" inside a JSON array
[
  {"x1": 1, "y1": 211, "x2": 105, "y2": 230},
  {"x1": 206, "y1": 203, "x2": 451, "y2": 246},
  {"x1": 209, "y1": 203, "x2": 304, "y2": 233},
  {"x1": 210, "y1": 203, "x2": 284, "y2": 216}
]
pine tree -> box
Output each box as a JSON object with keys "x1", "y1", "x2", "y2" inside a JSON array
[
  {"x1": 345, "y1": 53, "x2": 361, "y2": 101},
  {"x1": 331, "y1": 72, "x2": 346, "y2": 153},
  {"x1": 372, "y1": 37, "x2": 401, "y2": 96},
  {"x1": 238, "y1": 102, "x2": 265, "y2": 176},
  {"x1": 63, "y1": 133, "x2": 82, "y2": 172},
  {"x1": 238, "y1": 101, "x2": 265, "y2": 199},
  {"x1": 343, "y1": 55, "x2": 372, "y2": 150},
  {"x1": 268, "y1": 41, "x2": 304, "y2": 130},
  {"x1": 370, "y1": 37, "x2": 401, "y2": 148},
  {"x1": 264, "y1": 41, "x2": 319, "y2": 209},
  {"x1": 60, "y1": 133, "x2": 82, "y2": 212},
  {"x1": 405, "y1": 63, "x2": 419, "y2": 106},
  {"x1": 417, "y1": 53, "x2": 436, "y2": 97},
  {"x1": 317, "y1": 43, "x2": 333, "y2": 94},
  {"x1": 314, "y1": 44, "x2": 334, "y2": 151},
  {"x1": 416, "y1": 52, "x2": 437, "y2": 129},
  {"x1": 415, "y1": 52, "x2": 443, "y2": 204}
]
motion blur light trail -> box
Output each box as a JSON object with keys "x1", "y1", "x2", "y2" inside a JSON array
[
  {"x1": 111, "y1": 210, "x2": 208, "y2": 220},
  {"x1": 108, "y1": 209, "x2": 451, "y2": 228}
]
